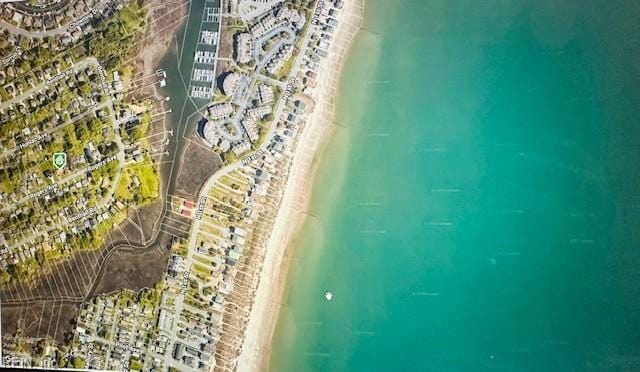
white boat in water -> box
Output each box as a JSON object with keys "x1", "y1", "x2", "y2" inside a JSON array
[{"x1": 324, "y1": 291, "x2": 333, "y2": 301}]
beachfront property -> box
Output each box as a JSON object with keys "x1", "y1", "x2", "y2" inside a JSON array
[
  {"x1": 189, "y1": 0, "x2": 354, "y2": 369},
  {"x1": 79, "y1": 150, "x2": 293, "y2": 371},
  {"x1": 0, "y1": 0, "x2": 358, "y2": 370},
  {"x1": 265, "y1": 43, "x2": 294, "y2": 75},
  {"x1": 197, "y1": 0, "x2": 321, "y2": 161}
]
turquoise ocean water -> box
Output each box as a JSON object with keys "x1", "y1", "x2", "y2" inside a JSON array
[{"x1": 271, "y1": 1, "x2": 640, "y2": 370}]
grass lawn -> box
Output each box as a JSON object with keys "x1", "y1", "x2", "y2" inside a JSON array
[
  {"x1": 130, "y1": 156, "x2": 159, "y2": 201},
  {"x1": 115, "y1": 170, "x2": 133, "y2": 200},
  {"x1": 117, "y1": 155, "x2": 159, "y2": 204}
]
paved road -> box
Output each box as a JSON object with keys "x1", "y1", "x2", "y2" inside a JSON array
[
  {"x1": 254, "y1": 73, "x2": 285, "y2": 88},
  {"x1": 1, "y1": 101, "x2": 109, "y2": 160},
  {"x1": 189, "y1": 0, "x2": 319, "y2": 294},
  {"x1": 196, "y1": 3, "x2": 317, "y2": 224},
  {"x1": 12, "y1": 0, "x2": 71, "y2": 15},
  {"x1": 2, "y1": 3, "x2": 317, "y2": 369},
  {"x1": 238, "y1": 0, "x2": 285, "y2": 22},
  {"x1": 176, "y1": 4, "x2": 320, "y2": 369},
  {"x1": 213, "y1": 26, "x2": 295, "y2": 142},
  {"x1": 252, "y1": 25, "x2": 295, "y2": 64},
  {"x1": 0, "y1": 57, "x2": 101, "y2": 111},
  {"x1": 4, "y1": 56, "x2": 127, "y2": 251},
  {"x1": 0, "y1": 0, "x2": 111, "y2": 38}
]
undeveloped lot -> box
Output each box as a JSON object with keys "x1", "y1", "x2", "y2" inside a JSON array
[{"x1": 174, "y1": 138, "x2": 223, "y2": 199}]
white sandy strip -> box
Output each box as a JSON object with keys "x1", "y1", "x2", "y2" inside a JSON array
[{"x1": 236, "y1": 1, "x2": 365, "y2": 371}]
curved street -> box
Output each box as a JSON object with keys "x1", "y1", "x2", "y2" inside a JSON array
[{"x1": 0, "y1": 0, "x2": 111, "y2": 37}]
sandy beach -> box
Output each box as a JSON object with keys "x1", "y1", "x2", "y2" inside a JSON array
[{"x1": 236, "y1": 1, "x2": 365, "y2": 371}]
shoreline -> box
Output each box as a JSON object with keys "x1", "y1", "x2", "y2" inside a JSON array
[{"x1": 236, "y1": 1, "x2": 365, "y2": 371}]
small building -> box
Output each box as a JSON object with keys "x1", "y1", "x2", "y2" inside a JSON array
[
  {"x1": 222, "y1": 72, "x2": 240, "y2": 97},
  {"x1": 258, "y1": 83, "x2": 274, "y2": 104},
  {"x1": 207, "y1": 103, "x2": 234, "y2": 120},
  {"x1": 236, "y1": 33, "x2": 253, "y2": 64}
]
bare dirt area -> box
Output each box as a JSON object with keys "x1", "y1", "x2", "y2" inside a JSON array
[
  {"x1": 215, "y1": 17, "x2": 235, "y2": 77},
  {"x1": 105, "y1": 225, "x2": 129, "y2": 246},
  {"x1": 217, "y1": 59, "x2": 230, "y2": 76},
  {"x1": 135, "y1": 200, "x2": 164, "y2": 238},
  {"x1": 89, "y1": 245, "x2": 170, "y2": 296},
  {"x1": 0, "y1": 248, "x2": 104, "y2": 305},
  {"x1": 138, "y1": 0, "x2": 189, "y2": 75},
  {"x1": 174, "y1": 138, "x2": 223, "y2": 200},
  {"x1": 0, "y1": 0, "x2": 190, "y2": 342},
  {"x1": 88, "y1": 211, "x2": 191, "y2": 297},
  {"x1": 3, "y1": 302, "x2": 78, "y2": 344},
  {"x1": 219, "y1": 17, "x2": 235, "y2": 60},
  {"x1": 157, "y1": 212, "x2": 193, "y2": 241},
  {"x1": 117, "y1": 219, "x2": 146, "y2": 246}
]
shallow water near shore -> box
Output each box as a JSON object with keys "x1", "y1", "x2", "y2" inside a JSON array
[{"x1": 270, "y1": 0, "x2": 640, "y2": 371}]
